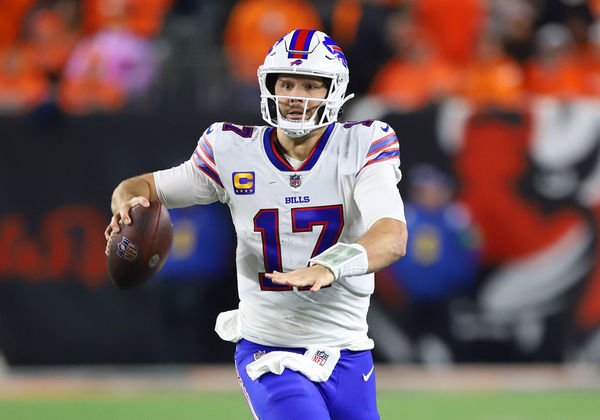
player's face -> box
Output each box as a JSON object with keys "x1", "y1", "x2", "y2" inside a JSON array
[{"x1": 274, "y1": 75, "x2": 328, "y2": 121}]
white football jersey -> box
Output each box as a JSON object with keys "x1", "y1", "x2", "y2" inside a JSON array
[{"x1": 154, "y1": 120, "x2": 403, "y2": 349}]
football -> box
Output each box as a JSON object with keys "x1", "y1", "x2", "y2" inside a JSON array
[{"x1": 105, "y1": 200, "x2": 173, "y2": 290}]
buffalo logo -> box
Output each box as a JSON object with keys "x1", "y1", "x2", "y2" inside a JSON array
[
  {"x1": 267, "y1": 35, "x2": 285, "y2": 56},
  {"x1": 290, "y1": 174, "x2": 301, "y2": 188},
  {"x1": 117, "y1": 237, "x2": 139, "y2": 262},
  {"x1": 322, "y1": 36, "x2": 348, "y2": 68},
  {"x1": 312, "y1": 350, "x2": 329, "y2": 367},
  {"x1": 290, "y1": 59, "x2": 303, "y2": 66}
]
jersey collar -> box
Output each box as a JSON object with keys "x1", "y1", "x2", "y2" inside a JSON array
[{"x1": 263, "y1": 124, "x2": 335, "y2": 172}]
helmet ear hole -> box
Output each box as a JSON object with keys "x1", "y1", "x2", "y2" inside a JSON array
[
  {"x1": 266, "y1": 73, "x2": 279, "y2": 94},
  {"x1": 267, "y1": 97, "x2": 278, "y2": 120}
]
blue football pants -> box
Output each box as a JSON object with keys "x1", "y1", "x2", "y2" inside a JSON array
[{"x1": 234, "y1": 339, "x2": 380, "y2": 420}]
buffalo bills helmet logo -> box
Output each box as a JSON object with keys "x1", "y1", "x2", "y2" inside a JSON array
[
  {"x1": 290, "y1": 59, "x2": 303, "y2": 66},
  {"x1": 322, "y1": 36, "x2": 348, "y2": 68}
]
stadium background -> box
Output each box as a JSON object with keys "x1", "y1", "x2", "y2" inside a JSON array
[{"x1": 1, "y1": 0, "x2": 600, "y2": 418}]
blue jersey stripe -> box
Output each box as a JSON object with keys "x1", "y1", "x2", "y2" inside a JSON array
[
  {"x1": 200, "y1": 136, "x2": 215, "y2": 162},
  {"x1": 367, "y1": 134, "x2": 398, "y2": 156},
  {"x1": 193, "y1": 150, "x2": 223, "y2": 187},
  {"x1": 370, "y1": 149, "x2": 400, "y2": 163}
]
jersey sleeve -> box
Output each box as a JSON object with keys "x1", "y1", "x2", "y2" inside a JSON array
[
  {"x1": 154, "y1": 160, "x2": 221, "y2": 208},
  {"x1": 357, "y1": 121, "x2": 400, "y2": 175},
  {"x1": 354, "y1": 163, "x2": 405, "y2": 229},
  {"x1": 153, "y1": 124, "x2": 226, "y2": 208},
  {"x1": 191, "y1": 123, "x2": 224, "y2": 188},
  {"x1": 354, "y1": 121, "x2": 405, "y2": 228}
]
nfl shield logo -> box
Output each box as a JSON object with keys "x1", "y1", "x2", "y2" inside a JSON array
[
  {"x1": 116, "y1": 237, "x2": 139, "y2": 262},
  {"x1": 312, "y1": 350, "x2": 329, "y2": 367},
  {"x1": 290, "y1": 174, "x2": 301, "y2": 188}
]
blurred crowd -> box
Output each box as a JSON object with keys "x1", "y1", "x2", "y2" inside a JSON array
[
  {"x1": 0, "y1": 0, "x2": 171, "y2": 115},
  {"x1": 2, "y1": 0, "x2": 600, "y2": 117}
]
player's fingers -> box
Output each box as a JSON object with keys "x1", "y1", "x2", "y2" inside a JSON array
[
  {"x1": 129, "y1": 196, "x2": 149, "y2": 207},
  {"x1": 269, "y1": 271, "x2": 306, "y2": 287},
  {"x1": 104, "y1": 225, "x2": 112, "y2": 240},
  {"x1": 119, "y1": 205, "x2": 133, "y2": 225},
  {"x1": 105, "y1": 217, "x2": 120, "y2": 240},
  {"x1": 121, "y1": 196, "x2": 150, "y2": 224},
  {"x1": 310, "y1": 279, "x2": 323, "y2": 292},
  {"x1": 267, "y1": 271, "x2": 288, "y2": 285},
  {"x1": 111, "y1": 213, "x2": 121, "y2": 230},
  {"x1": 105, "y1": 221, "x2": 118, "y2": 239}
]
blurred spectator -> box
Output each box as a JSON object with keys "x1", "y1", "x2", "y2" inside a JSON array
[
  {"x1": 344, "y1": 1, "x2": 402, "y2": 95},
  {"x1": 591, "y1": 0, "x2": 600, "y2": 19},
  {"x1": 61, "y1": 28, "x2": 158, "y2": 101},
  {"x1": 413, "y1": 0, "x2": 487, "y2": 67},
  {"x1": 23, "y1": 9, "x2": 79, "y2": 82},
  {"x1": 57, "y1": 51, "x2": 126, "y2": 114},
  {"x1": 581, "y1": 22, "x2": 600, "y2": 95},
  {"x1": 491, "y1": 0, "x2": 538, "y2": 63},
  {"x1": 223, "y1": 0, "x2": 323, "y2": 85},
  {"x1": 0, "y1": 46, "x2": 49, "y2": 115},
  {"x1": 459, "y1": 31, "x2": 525, "y2": 109},
  {"x1": 537, "y1": 0, "x2": 594, "y2": 34},
  {"x1": 524, "y1": 23, "x2": 585, "y2": 98},
  {"x1": 0, "y1": 0, "x2": 37, "y2": 48},
  {"x1": 377, "y1": 164, "x2": 481, "y2": 364},
  {"x1": 368, "y1": 7, "x2": 458, "y2": 110},
  {"x1": 81, "y1": 0, "x2": 173, "y2": 38},
  {"x1": 331, "y1": 0, "x2": 363, "y2": 48}
]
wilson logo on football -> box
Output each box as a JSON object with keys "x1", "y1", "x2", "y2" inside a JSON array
[{"x1": 117, "y1": 237, "x2": 139, "y2": 262}]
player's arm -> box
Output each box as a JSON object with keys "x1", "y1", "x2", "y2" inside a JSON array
[
  {"x1": 356, "y1": 217, "x2": 407, "y2": 272},
  {"x1": 105, "y1": 173, "x2": 157, "y2": 239}
]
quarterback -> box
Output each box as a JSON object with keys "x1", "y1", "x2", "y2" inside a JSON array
[{"x1": 105, "y1": 29, "x2": 407, "y2": 419}]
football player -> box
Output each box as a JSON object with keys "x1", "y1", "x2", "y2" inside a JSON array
[{"x1": 105, "y1": 29, "x2": 407, "y2": 419}]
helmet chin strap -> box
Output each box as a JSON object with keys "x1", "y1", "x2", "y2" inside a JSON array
[{"x1": 281, "y1": 127, "x2": 311, "y2": 138}]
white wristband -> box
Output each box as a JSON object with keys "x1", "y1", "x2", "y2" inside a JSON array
[{"x1": 308, "y1": 242, "x2": 368, "y2": 281}]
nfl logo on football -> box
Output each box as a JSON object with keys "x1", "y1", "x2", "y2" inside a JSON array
[
  {"x1": 289, "y1": 174, "x2": 301, "y2": 188},
  {"x1": 312, "y1": 350, "x2": 329, "y2": 367},
  {"x1": 117, "y1": 237, "x2": 139, "y2": 262}
]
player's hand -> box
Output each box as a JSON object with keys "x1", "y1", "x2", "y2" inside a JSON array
[
  {"x1": 104, "y1": 196, "x2": 150, "y2": 240},
  {"x1": 265, "y1": 264, "x2": 335, "y2": 292}
]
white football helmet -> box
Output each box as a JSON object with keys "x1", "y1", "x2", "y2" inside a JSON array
[{"x1": 258, "y1": 29, "x2": 354, "y2": 138}]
